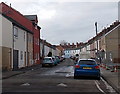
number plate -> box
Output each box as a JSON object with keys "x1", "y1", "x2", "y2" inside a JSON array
[{"x1": 83, "y1": 67, "x2": 92, "y2": 69}]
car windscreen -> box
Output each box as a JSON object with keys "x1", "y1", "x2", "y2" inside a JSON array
[
  {"x1": 44, "y1": 58, "x2": 51, "y2": 61},
  {"x1": 79, "y1": 60, "x2": 96, "y2": 65}
]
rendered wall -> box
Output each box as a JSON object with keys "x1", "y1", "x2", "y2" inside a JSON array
[
  {"x1": 1, "y1": 15, "x2": 13, "y2": 70},
  {"x1": 105, "y1": 26, "x2": 119, "y2": 63},
  {"x1": 0, "y1": 14, "x2": 2, "y2": 70},
  {"x1": 14, "y1": 26, "x2": 27, "y2": 68}
]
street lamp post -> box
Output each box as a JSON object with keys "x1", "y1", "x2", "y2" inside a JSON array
[
  {"x1": 95, "y1": 22, "x2": 98, "y2": 52},
  {"x1": 95, "y1": 22, "x2": 102, "y2": 64}
]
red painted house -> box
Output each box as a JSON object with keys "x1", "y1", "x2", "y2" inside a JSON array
[{"x1": 25, "y1": 15, "x2": 41, "y2": 64}]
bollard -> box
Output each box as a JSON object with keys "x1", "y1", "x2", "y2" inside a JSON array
[
  {"x1": 114, "y1": 66, "x2": 118, "y2": 72},
  {"x1": 111, "y1": 65, "x2": 118, "y2": 72}
]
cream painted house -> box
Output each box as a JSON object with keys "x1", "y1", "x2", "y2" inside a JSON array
[
  {"x1": 40, "y1": 39, "x2": 62, "y2": 58},
  {"x1": 52, "y1": 46, "x2": 61, "y2": 57},
  {"x1": 82, "y1": 21, "x2": 120, "y2": 63},
  {"x1": 44, "y1": 45, "x2": 50, "y2": 57},
  {"x1": 99, "y1": 24, "x2": 120, "y2": 63},
  {"x1": 0, "y1": 14, "x2": 13, "y2": 70},
  {"x1": 80, "y1": 45, "x2": 91, "y2": 59},
  {"x1": 55, "y1": 47, "x2": 62, "y2": 56},
  {"x1": 0, "y1": 14, "x2": 2, "y2": 70},
  {"x1": 27, "y1": 33, "x2": 33, "y2": 66}
]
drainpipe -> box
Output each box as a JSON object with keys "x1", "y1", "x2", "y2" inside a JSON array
[
  {"x1": 26, "y1": 32, "x2": 28, "y2": 66},
  {"x1": 95, "y1": 22, "x2": 101, "y2": 63},
  {"x1": 12, "y1": 25, "x2": 14, "y2": 70},
  {"x1": 42, "y1": 40, "x2": 45, "y2": 59}
]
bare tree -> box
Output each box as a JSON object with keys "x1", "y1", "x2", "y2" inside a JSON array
[{"x1": 60, "y1": 40, "x2": 68, "y2": 45}]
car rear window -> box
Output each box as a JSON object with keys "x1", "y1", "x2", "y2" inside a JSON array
[
  {"x1": 44, "y1": 58, "x2": 51, "y2": 60},
  {"x1": 79, "y1": 60, "x2": 96, "y2": 65}
]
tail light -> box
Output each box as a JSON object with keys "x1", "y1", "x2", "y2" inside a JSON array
[
  {"x1": 95, "y1": 66, "x2": 99, "y2": 69},
  {"x1": 75, "y1": 65, "x2": 80, "y2": 68}
]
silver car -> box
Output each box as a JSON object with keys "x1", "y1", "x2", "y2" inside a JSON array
[{"x1": 42, "y1": 57, "x2": 54, "y2": 67}]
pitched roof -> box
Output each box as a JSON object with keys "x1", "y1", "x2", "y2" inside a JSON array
[
  {"x1": 0, "y1": 2, "x2": 35, "y2": 33},
  {"x1": 87, "y1": 20, "x2": 120, "y2": 45}
]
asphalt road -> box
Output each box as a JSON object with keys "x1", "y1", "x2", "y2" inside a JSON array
[{"x1": 2, "y1": 59, "x2": 117, "y2": 94}]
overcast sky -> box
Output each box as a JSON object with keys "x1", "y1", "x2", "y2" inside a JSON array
[{"x1": 0, "y1": 0, "x2": 119, "y2": 45}]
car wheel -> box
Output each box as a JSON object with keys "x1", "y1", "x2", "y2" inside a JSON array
[
  {"x1": 42, "y1": 64, "x2": 44, "y2": 67},
  {"x1": 50, "y1": 64, "x2": 53, "y2": 67},
  {"x1": 96, "y1": 77, "x2": 100, "y2": 80},
  {"x1": 74, "y1": 75, "x2": 78, "y2": 79}
]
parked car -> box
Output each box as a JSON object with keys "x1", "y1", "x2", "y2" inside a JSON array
[
  {"x1": 52, "y1": 57, "x2": 58, "y2": 66},
  {"x1": 42, "y1": 57, "x2": 54, "y2": 67},
  {"x1": 60, "y1": 56, "x2": 64, "y2": 62},
  {"x1": 61, "y1": 55, "x2": 65, "y2": 61},
  {"x1": 74, "y1": 59, "x2": 100, "y2": 80},
  {"x1": 55, "y1": 56, "x2": 60, "y2": 64}
]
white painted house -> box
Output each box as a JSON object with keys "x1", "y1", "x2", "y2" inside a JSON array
[
  {"x1": 40, "y1": 39, "x2": 61, "y2": 58},
  {"x1": 64, "y1": 49, "x2": 80, "y2": 58},
  {"x1": 13, "y1": 26, "x2": 27, "y2": 68}
]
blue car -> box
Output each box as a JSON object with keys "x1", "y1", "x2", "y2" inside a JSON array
[
  {"x1": 74, "y1": 59, "x2": 100, "y2": 80},
  {"x1": 52, "y1": 57, "x2": 58, "y2": 66},
  {"x1": 55, "y1": 56, "x2": 60, "y2": 64}
]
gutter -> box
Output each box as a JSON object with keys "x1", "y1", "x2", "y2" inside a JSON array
[{"x1": 2, "y1": 13, "x2": 33, "y2": 34}]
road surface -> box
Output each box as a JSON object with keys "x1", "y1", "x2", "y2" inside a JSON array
[{"x1": 2, "y1": 59, "x2": 117, "y2": 94}]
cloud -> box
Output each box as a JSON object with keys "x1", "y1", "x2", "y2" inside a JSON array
[
  {"x1": 0, "y1": 1, "x2": 118, "y2": 45},
  {"x1": 39, "y1": 2, "x2": 118, "y2": 44}
]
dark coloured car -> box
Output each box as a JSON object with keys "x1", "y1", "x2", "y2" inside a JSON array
[
  {"x1": 52, "y1": 57, "x2": 58, "y2": 66},
  {"x1": 74, "y1": 59, "x2": 100, "y2": 80},
  {"x1": 55, "y1": 56, "x2": 60, "y2": 63}
]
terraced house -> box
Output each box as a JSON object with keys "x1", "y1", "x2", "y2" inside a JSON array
[
  {"x1": 81, "y1": 20, "x2": 120, "y2": 64},
  {"x1": 24, "y1": 15, "x2": 41, "y2": 65},
  {"x1": 0, "y1": 2, "x2": 41, "y2": 71},
  {"x1": 40, "y1": 39, "x2": 61, "y2": 59},
  {"x1": 98, "y1": 21, "x2": 120, "y2": 63}
]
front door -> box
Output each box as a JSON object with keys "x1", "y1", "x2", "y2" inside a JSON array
[{"x1": 13, "y1": 50, "x2": 18, "y2": 70}]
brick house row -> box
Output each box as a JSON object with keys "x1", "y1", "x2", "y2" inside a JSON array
[
  {"x1": 80, "y1": 20, "x2": 120, "y2": 63},
  {"x1": 0, "y1": 2, "x2": 41, "y2": 71}
]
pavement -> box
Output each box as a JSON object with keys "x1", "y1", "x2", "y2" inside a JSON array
[
  {"x1": 2, "y1": 71, "x2": 25, "y2": 79},
  {"x1": 2, "y1": 64, "x2": 42, "y2": 79},
  {"x1": 1, "y1": 62, "x2": 120, "y2": 93},
  {"x1": 100, "y1": 66, "x2": 120, "y2": 94}
]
